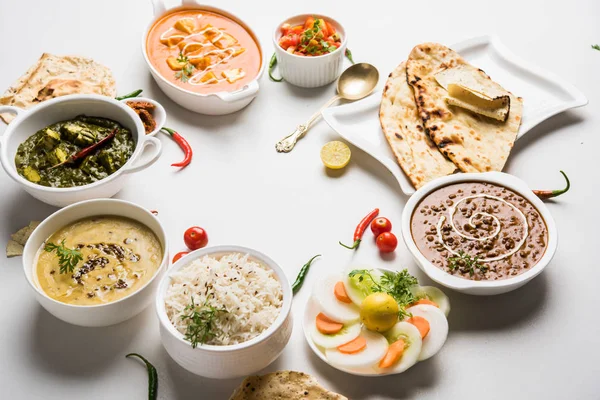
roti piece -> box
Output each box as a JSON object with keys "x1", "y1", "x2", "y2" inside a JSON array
[
  {"x1": 380, "y1": 62, "x2": 457, "y2": 188},
  {"x1": 6, "y1": 240, "x2": 24, "y2": 258},
  {"x1": 435, "y1": 64, "x2": 511, "y2": 122},
  {"x1": 229, "y1": 371, "x2": 347, "y2": 400},
  {"x1": 406, "y1": 43, "x2": 523, "y2": 173},
  {"x1": 0, "y1": 53, "x2": 116, "y2": 123}
]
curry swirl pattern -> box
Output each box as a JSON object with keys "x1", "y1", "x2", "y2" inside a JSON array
[{"x1": 411, "y1": 182, "x2": 548, "y2": 281}]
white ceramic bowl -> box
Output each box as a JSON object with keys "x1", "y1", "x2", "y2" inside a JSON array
[
  {"x1": 273, "y1": 14, "x2": 348, "y2": 88},
  {"x1": 156, "y1": 245, "x2": 293, "y2": 379},
  {"x1": 119, "y1": 97, "x2": 167, "y2": 137},
  {"x1": 0, "y1": 94, "x2": 162, "y2": 207},
  {"x1": 142, "y1": 0, "x2": 265, "y2": 115},
  {"x1": 22, "y1": 199, "x2": 169, "y2": 327},
  {"x1": 401, "y1": 172, "x2": 558, "y2": 295}
]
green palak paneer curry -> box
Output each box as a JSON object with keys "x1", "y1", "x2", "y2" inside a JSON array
[{"x1": 15, "y1": 115, "x2": 134, "y2": 187}]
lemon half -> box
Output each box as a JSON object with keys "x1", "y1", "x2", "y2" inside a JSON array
[{"x1": 320, "y1": 141, "x2": 351, "y2": 169}]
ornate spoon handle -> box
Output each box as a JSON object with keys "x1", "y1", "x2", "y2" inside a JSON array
[{"x1": 275, "y1": 95, "x2": 341, "y2": 153}]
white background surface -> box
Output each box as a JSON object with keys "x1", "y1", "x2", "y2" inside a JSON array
[{"x1": 0, "y1": 0, "x2": 598, "y2": 399}]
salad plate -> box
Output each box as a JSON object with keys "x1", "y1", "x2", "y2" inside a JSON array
[{"x1": 322, "y1": 35, "x2": 588, "y2": 196}]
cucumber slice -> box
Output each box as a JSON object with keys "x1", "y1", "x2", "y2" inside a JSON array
[{"x1": 410, "y1": 285, "x2": 450, "y2": 316}]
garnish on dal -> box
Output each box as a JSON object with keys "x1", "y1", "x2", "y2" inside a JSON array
[{"x1": 36, "y1": 216, "x2": 162, "y2": 305}]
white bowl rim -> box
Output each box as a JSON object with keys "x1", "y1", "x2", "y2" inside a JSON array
[
  {"x1": 272, "y1": 13, "x2": 348, "y2": 61},
  {"x1": 141, "y1": 4, "x2": 266, "y2": 99},
  {"x1": 401, "y1": 171, "x2": 558, "y2": 291},
  {"x1": 155, "y1": 244, "x2": 293, "y2": 352},
  {"x1": 1, "y1": 94, "x2": 148, "y2": 193},
  {"x1": 22, "y1": 198, "x2": 170, "y2": 309}
]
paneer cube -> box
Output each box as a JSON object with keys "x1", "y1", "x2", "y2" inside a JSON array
[
  {"x1": 174, "y1": 18, "x2": 196, "y2": 34},
  {"x1": 166, "y1": 57, "x2": 186, "y2": 71},
  {"x1": 212, "y1": 32, "x2": 237, "y2": 49},
  {"x1": 160, "y1": 36, "x2": 184, "y2": 47},
  {"x1": 23, "y1": 166, "x2": 40, "y2": 183},
  {"x1": 231, "y1": 47, "x2": 246, "y2": 58},
  {"x1": 190, "y1": 56, "x2": 212, "y2": 70},
  {"x1": 35, "y1": 128, "x2": 61, "y2": 151},
  {"x1": 221, "y1": 68, "x2": 246, "y2": 84},
  {"x1": 199, "y1": 71, "x2": 218, "y2": 84}
]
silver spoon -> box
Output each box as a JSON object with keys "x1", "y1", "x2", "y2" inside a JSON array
[{"x1": 275, "y1": 63, "x2": 379, "y2": 153}]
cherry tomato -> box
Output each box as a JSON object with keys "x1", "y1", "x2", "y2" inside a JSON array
[
  {"x1": 184, "y1": 226, "x2": 208, "y2": 250},
  {"x1": 371, "y1": 217, "x2": 392, "y2": 237},
  {"x1": 172, "y1": 251, "x2": 189, "y2": 263},
  {"x1": 376, "y1": 232, "x2": 397, "y2": 253}
]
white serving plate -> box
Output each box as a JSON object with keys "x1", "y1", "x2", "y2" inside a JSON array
[
  {"x1": 322, "y1": 35, "x2": 588, "y2": 196},
  {"x1": 303, "y1": 268, "x2": 449, "y2": 376}
]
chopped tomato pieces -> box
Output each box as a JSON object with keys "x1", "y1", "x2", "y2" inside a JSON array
[{"x1": 278, "y1": 16, "x2": 342, "y2": 57}]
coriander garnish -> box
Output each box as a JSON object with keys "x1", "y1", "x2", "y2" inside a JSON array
[
  {"x1": 180, "y1": 298, "x2": 227, "y2": 348},
  {"x1": 349, "y1": 269, "x2": 419, "y2": 319},
  {"x1": 174, "y1": 52, "x2": 195, "y2": 83},
  {"x1": 447, "y1": 250, "x2": 488, "y2": 276},
  {"x1": 44, "y1": 240, "x2": 83, "y2": 274},
  {"x1": 592, "y1": 44, "x2": 600, "y2": 51}
]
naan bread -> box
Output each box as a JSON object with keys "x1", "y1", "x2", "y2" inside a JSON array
[
  {"x1": 229, "y1": 371, "x2": 347, "y2": 400},
  {"x1": 406, "y1": 43, "x2": 523, "y2": 173},
  {"x1": 380, "y1": 62, "x2": 457, "y2": 188},
  {"x1": 0, "y1": 53, "x2": 116, "y2": 123}
]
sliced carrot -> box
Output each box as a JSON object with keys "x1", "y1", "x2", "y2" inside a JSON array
[
  {"x1": 334, "y1": 281, "x2": 352, "y2": 303},
  {"x1": 337, "y1": 336, "x2": 367, "y2": 354},
  {"x1": 316, "y1": 313, "x2": 343, "y2": 335},
  {"x1": 407, "y1": 316, "x2": 430, "y2": 339},
  {"x1": 379, "y1": 339, "x2": 405, "y2": 368},
  {"x1": 411, "y1": 298, "x2": 439, "y2": 308}
]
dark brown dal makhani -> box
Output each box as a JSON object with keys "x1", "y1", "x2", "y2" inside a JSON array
[{"x1": 411, "y1": 182, "x2": 548, "y2": 281}]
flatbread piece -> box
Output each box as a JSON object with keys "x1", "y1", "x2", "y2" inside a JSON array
[
  {"x1": 406, "y1": 43, "x2": 523, "y2": 173},
  {"x1": 0, "y1": 53, "x2": 116, "y2": 123},
  {"x1": 229, "y1": 371, "x2": 347, "y2": 400},
  {"x1": 380, "y1": 62, "x2": 457, "y2": 188}
]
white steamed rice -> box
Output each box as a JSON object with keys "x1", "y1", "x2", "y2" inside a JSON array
[{"x1": 165, "y1": 252, "x2": 283, "y2": 346}]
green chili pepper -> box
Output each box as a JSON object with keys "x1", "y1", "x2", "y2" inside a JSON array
[
  {"x1": 345, "y1": 49, "x2": 355, "y2": 64},
  {"x1": 533, "y1": 170, "x2": 571, "y2": 199},
  {"x1": 292, "y1": 254, "x2": 321, "y2": 294},
  {"x1": 115, "y1": 89, "x2": 143, "y2": 101},
  {"x1": 126, "y1": 353, "x2": 158, "y2": 400},
  {"x1": 269, "y1": 53, "x2": 283, "y2": 82}
]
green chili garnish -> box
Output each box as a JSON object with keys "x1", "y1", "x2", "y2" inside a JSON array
[
  {"x1": 115, "y1": 89, "x2": 143, "y2": 101},
  {"x1": 126, "y1": 353, "x2": 158, "y2": 400},
  {"x1": 269, "y1": 53, "x2": 283, "y2": 82},
  {"x1": 533, "y1": 170, "x2": 571, "y2": 199},
  {"x1": 345, "y1": 48, "x2": 355, "y2": 64},
  {"x1": 292, "y1": 254, "x2": 321, "y2": 294}
]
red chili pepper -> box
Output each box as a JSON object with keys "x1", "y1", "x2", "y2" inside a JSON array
[
  {"x1": 533, "y1": 171, "x2": 570, "y2": 199},
  {"x1": 161, "y1": 127, "x2": 192, "y2": 168},
  {"x1": 49, "y1": 128, "x2": 117, "y2": 169},
  {"x1": 339, "y1": 208, "x2": 380, "y2": 250}
]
